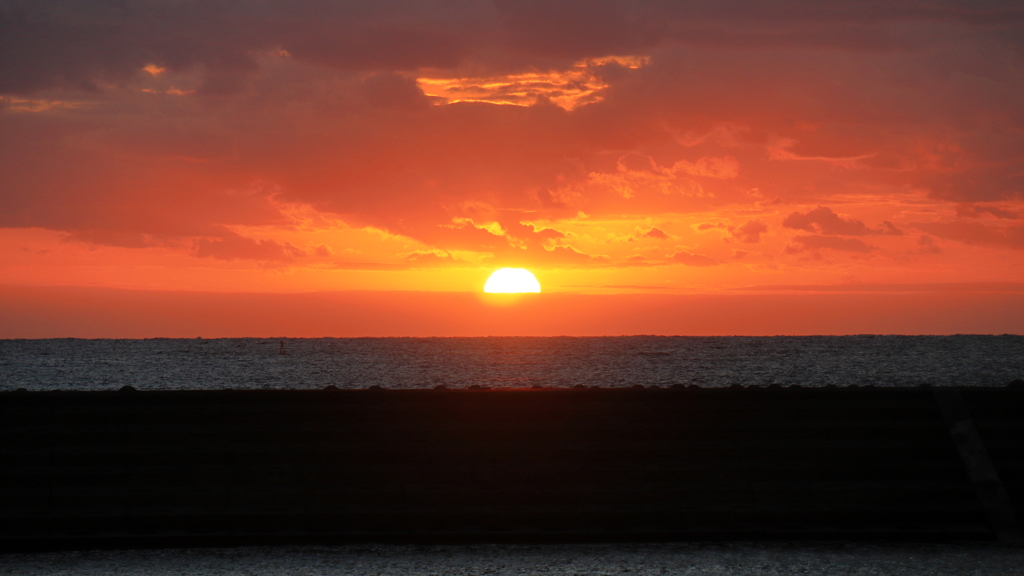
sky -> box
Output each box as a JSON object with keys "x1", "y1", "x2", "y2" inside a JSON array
[{"x1": 2, "y1": 0, "x2": 1023, "y2": 336}]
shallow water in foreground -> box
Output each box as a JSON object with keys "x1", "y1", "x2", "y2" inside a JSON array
[
  {"x1": 3, "y1": 543, "x2": 1023, "y2": 576},
  {"x1": 1, "y1": 335, "x2": 1022, "y2": 391}
]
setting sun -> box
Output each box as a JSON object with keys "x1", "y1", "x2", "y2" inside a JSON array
[
  {"x1": 484, "y1": 268, "x2": 541, "y2": 293},
  {"x1": 1, "y1": 2, "x2": 1023, "y2": 337}
]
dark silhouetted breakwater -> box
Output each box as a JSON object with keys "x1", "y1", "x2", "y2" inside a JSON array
[{"x1": 2, "y1": 385, "x2": 1023, "y2": 551}]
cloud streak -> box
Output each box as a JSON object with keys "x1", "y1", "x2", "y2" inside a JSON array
[
  {"x1": 0, "y1": 0, "x2": 1021, "y2": 291},
  {"x1": 783, "y1": 207, "x2": 901, "y2": 237}
]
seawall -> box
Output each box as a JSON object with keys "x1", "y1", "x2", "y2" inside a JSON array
[{"x1": 2, "y1": 385, "x2": 1022, "y2": 550}]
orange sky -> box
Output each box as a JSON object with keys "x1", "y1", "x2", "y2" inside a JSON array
[{"x1": 2, "y1": 1, "x2": 1023, "y2": 335}]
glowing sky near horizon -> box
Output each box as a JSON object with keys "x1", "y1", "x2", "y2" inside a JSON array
[{"x1": 1, "y1": 1, "x2": 1023, "y2": 334}]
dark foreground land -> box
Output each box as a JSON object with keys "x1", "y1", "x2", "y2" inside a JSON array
[
  {"x1": 6, "y1": 542, "x2": 1024, "y2": 576},
  {"x1": 2, "y1": 385, "x2": 1023, "y2": 551}
]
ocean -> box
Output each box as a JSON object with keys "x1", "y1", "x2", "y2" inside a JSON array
[{"x1": 1, "y1": 335, "x2": 1021, "y2": 391}]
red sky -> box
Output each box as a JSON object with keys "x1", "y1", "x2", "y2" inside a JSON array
[{"x1": 2, "y1": 1, "x2": 1023, "y2": 336}]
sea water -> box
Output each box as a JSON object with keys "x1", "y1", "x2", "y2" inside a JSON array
[{"x1": 1, "y1": 335, "x2": 1021, "y2": 391}]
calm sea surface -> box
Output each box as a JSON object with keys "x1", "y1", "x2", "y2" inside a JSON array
[{"x1": 1, "y1": 335, "x2": 1021, "y2": 391}]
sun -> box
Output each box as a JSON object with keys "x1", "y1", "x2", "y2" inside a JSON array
[{"x1": 484, "y1": 268, "x2": 541, "y2": 293}]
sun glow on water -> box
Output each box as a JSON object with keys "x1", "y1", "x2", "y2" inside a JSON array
[{"x1": 483, "y1": 268, "x2": 541, "y2": 293}]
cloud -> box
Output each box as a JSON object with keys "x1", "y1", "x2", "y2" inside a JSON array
[
  {"x1": 876, "y1": 221, "x2": 904, "y2": 236},
  {"x1": 0, "y1": 0, "x2": 1022, "y2": 276},
  {"x1": 0, "y1": 1, "x2": 487, "y2": 95},
  {"x1": 696, "y1": 219, "x2": 768, "y2": 243},
  {"x1": 783, "y1": 207, "x2": 903, "y2": 237},
  {"x1": 406, "y1": 251, "x2": 468, "y2": 267},
  {"x1": 672, "y1": 156, "x2": 738, "y2": 179},
  {"x1": 62, "y1": 229, "x2": 162, "y2": 249},
  {"x1": 6, "y1": 1, "x2": 1022, "y2": 96},
  {"x1": 485, "y1": 244, "x2": 609, "y2": 268},
  {"x1": 956, "y1": 204, "x2": 1020, "y2": 220},
  {"x1": 783, "y1": 207, "x2": 871, "y2": 236},
  {"x1": 502, "y1": 220, "x2": 566, "y2": 242},
  {"x1": 671, "y1": 251, "x2": 719, "y2": 266},
  {"x1": 917, "y1": 235, "x2": 941, "y2": 254},
  {"x1": 612, "y1": 254, "x2": 671, "y2": 267},
  {"x1": 735, "y1": 282, "x2": 1024, "y2": 293},
  {"x1": 362, "y1": 73, "x2": 432, "y2": 110},
  {"x1": 729, "y1": 219, "x2": 768, "y2": 243},
  {"x1": 644, "y1": 227, "x2": 669, "y2": 239},
  {"x1": 563, "y1": 284, "x2": 675, "y2": 290},
  {"x1": 327, "y1": 261, "x2": 407, "y2": 271},
  {"x1": 194, "y1": 233, "x2": 306, "y2": 262},
  {"x1": 784, "y1": 235, "x2": 876, "y2": 254},
  {"x1": 913, "y1": 221, "x2": 1024, "y2": 250}
]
